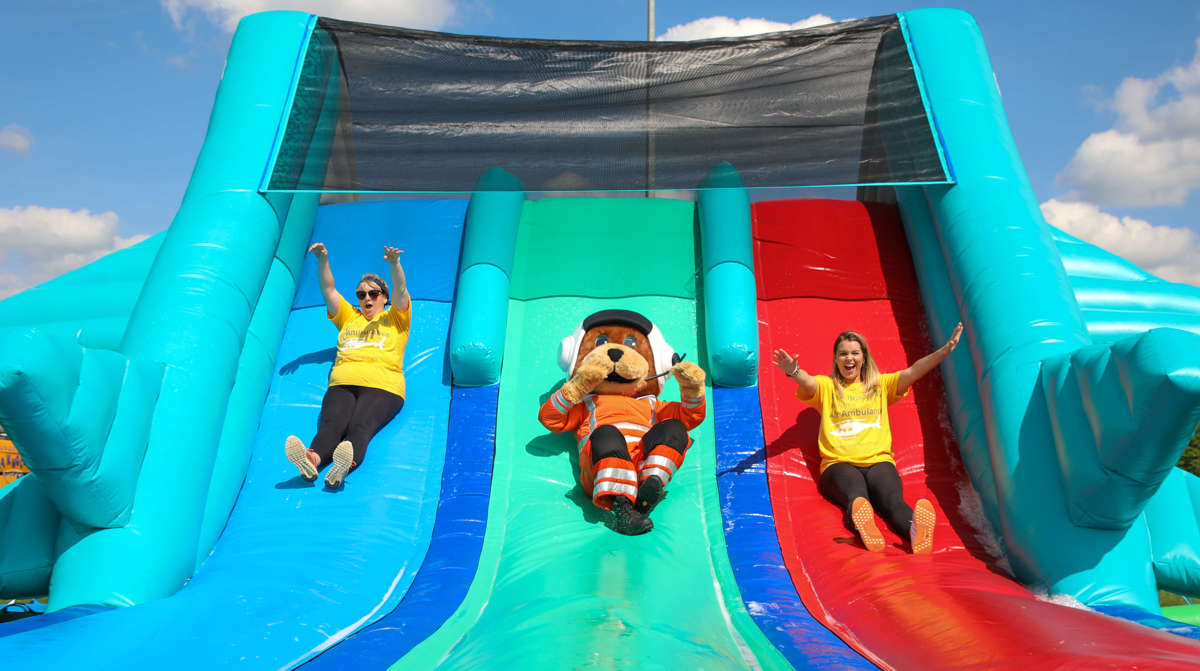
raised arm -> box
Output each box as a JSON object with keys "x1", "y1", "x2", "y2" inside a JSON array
[
  {"x1": 896, "y1": 322, "x2": 964, "y2": 395},
  {"x1": 773, "y1": 348, "x2": 819, "y2": 399},
  {"x1": 385, "y1": 246, "x2": 410, "y2": 312},
  {"x1": 309, "y1": 242, "x2": 340, "y2": 317}
]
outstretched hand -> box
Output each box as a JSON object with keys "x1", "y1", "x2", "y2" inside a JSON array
[
  {"x1": 308, "y1": 242, "x2": 328, "y2": 260},
  {"x1": 384, "y1": 246, "x2": 404, "y2": 262},
  {"x1": 943, "y1": 322, "x2": 964, "y2": 353},
  {"x1": 773, "y1": 348, "x2": 798, "y2": 375}
]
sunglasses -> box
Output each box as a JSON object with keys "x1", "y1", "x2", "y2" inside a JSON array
[{"x1": 356, "y1": 289, "x2": 384, "y2": 300}]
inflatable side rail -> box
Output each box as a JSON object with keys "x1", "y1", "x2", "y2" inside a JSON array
[
  {"x1": 896, "y1": 8, "x2": 1200, "y2": 612},
  {"x1": 0, "y1": 11, "x2": 326, "y2": 608},
  {"x1": 448, "y1": 168, "x2": 525, "y2": 387},
  {"x1": 697, "y1": 162, "x2": 758, "y2": 388},
  {"x1": 449, "y1": 161, "x2": 763, "y2": 388}
]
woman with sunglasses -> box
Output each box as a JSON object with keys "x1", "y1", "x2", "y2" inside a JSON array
[
  {"x1": 284, "y1": 242, "x2": 411, "y2": 488},
  {"x1": 772, "y1": 323, "x2": 962, "y2": 554}
]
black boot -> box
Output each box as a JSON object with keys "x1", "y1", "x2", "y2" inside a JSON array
[
  {"x1": 610, "y1": 497, "x2": 653, "y2": 535},
  {"x1": 635, "y1": 476, "x2": 666, "y2": 515}
]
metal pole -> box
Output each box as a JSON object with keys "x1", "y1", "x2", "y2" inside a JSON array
[{"x1": 645, "y1": 0, "x2": 655, "y2": 196}]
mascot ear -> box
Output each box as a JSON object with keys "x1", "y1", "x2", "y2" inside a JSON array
[
  {"x1": 645, "y1": 325, "x2": 676, "y2": 379},
  {"x1": 559, "y1": 326, "x2": 585, "y2": 375}
]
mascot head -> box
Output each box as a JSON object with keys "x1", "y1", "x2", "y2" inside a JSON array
[{"x1": 558, "y1": 309, "x2": 678, "y2": 396}]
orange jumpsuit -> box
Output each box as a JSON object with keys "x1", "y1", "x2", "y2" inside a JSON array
[{"x1": 539, "y1": 389, "x2": 705, "y2": 508}]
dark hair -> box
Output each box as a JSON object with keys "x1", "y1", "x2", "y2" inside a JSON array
[{"x1": 359, "y1": 273, "x2": 389, "y2": 303}]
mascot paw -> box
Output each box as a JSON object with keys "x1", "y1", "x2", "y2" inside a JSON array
[
  {"x1": 610, "y1": 497, "x2": 653, "y2": 535},
  {"x1": 672, "y1": 360, "x2": 706, "y2": 393},
  {"x1": 561, "y1": 350, "x2": 612, "y2": 403}
]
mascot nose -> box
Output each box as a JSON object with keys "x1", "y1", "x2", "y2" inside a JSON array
[{"x1": 607, "y1": 348, "x2": 623, "y2": 363}]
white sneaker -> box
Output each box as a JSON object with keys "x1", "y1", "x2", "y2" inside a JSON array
[
  {"x1": 285, "y1": 436, "x2": 318, "y2": 482},
  {"x1": 325, "y1": 441, "x2": 354, "y2": 488}
]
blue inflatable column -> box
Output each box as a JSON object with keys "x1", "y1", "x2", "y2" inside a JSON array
[
  {"x1": 697, "y1": 162, "x2": 758, "y2": 387},
  {"x1": 448, "y1": 168, "x2": 525, "y2": 386}
]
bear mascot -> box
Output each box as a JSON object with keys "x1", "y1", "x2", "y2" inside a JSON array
[{"x1": 538, "y1": 309, "x2": 707, "y2": 535}]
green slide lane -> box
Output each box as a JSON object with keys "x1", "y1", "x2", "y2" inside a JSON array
[{"x1": 393, "y1": 198, "x2": 789, "y2": 670}]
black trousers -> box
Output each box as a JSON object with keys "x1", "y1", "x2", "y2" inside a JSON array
[
  {"x1": 818, "y1": 461, "x2": 913, "y2": 535},
  {"x1": 310, "y1": 384, "x2": 404, "y2": 468},
  {"x1": 590, "y1": 418, "x2": 688, "y2": 466}
]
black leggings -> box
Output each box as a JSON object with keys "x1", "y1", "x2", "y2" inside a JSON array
[
  {"x1": 818, "y1": 461, "x2": 913, "y2": 535},
  {"x1": 310, "y1": 385, "x2": 404, "y2": 468}
]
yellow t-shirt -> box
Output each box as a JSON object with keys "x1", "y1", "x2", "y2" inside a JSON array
[
  {"x1": 798, "y1": 372, "x2": 908, "y2": 473},
  {"x1": 328, "y1": 297, "x2": 411, "y2": 398}
]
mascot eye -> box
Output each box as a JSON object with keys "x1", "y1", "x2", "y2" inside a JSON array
[
  {"x1": 594, "y1": 335, "x2": 610, "y2": 346},
  {"x1": 623, "y1": 335, "x2": 637, "y2": 347}
]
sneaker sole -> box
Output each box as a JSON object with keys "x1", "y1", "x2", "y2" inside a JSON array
[
  {"x1": 325, "y1": 441, "x2": 353, "y2": 488},
  {"x1": 851, "y1": 497, "x2": 885, "y2": 552},
  {"x1": 285, "y1": 436, "x2": 317, "y2": 481},
  {"x1": 911, "y1": 499, "x2": 936, "y2": 555}
]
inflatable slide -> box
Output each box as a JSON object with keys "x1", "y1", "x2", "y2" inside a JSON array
[{"x1": 2, "y1": 7, "x2": 1200, "y2": 670}]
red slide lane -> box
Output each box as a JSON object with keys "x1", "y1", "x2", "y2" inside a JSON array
[{"x1": 755, "y1": 199, "x2": 1200, "y2": 670}]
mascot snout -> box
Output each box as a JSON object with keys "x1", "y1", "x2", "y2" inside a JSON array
[{"x1": 580, "y1": 344, "x2": 650, "y2": 385}]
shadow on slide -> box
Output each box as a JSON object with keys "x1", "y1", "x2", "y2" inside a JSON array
[{"x1": 752, "y1": 198, "x2": 1200, "y2": 670}]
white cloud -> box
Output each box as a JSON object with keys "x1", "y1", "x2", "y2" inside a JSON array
[
  {"x1": 0, "y1": 206, "x2": 148, "y2": 299},
  {"x1": 657, "y1": 15, "x2": 837, "y2": 41},
  {"x1": 1060, "y1": 37, "x2": 1200, "y2": 207},
  {"x1": 162, "y1": 0, "x2": 457, "y2": 33},
  {"x1": 0, "y1": 124, "x2": 33, "y2": 155},
  {"x1": 1041, "y1": 198, "x2": 1200, "y2": 287}
]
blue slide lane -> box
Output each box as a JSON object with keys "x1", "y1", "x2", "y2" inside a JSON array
[
  {"x1": 303, "y1": 384, "x2": 497, "y2": 668},
  {"x1": 713, "y1": 386, "x2": 873, "y2": 669},
  {"x1": 0, "y1": 198, "x2": 469, "y2": 669}
]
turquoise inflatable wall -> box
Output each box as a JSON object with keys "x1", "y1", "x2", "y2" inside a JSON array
[
  {"x1": 897, "y1": 8, "x2": 1200, "y2": 611},
  {"x1": 0, "y1": 11, "x2": 327, "y2": 608}
]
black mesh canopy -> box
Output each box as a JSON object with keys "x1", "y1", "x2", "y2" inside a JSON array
[{"x1": 266, "y1": 15, "x2": 949, "y2": 193}]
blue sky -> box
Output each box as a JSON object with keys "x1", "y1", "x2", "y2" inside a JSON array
[{"x1": 2, "y1": 0, "x2": 1199, "y2": 296}]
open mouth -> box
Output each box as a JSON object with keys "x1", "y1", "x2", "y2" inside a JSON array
[{"x1": 605, "y1": 372, "x2": 636, "y2": 384}]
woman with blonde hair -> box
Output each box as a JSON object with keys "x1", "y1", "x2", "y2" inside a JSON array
[{"x1": 772, "y1": 323, "x2": 962, "y2": 553}]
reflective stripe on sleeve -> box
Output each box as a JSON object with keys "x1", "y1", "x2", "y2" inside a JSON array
[{"x1": 551, "y1": 390, "x2": 571, "y2": 414}]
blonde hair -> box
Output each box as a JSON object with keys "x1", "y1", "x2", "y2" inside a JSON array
[{"x1": 832, "y1": 330, "x2": 881, "y2": 398}]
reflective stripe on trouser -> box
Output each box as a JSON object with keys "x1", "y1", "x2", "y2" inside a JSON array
[
  {"x1": 640, "y1": 446, "x2": 684, "y2": 485},
  {"x1": 583, "y1": 454, "x2": 638, "y2": 508}
]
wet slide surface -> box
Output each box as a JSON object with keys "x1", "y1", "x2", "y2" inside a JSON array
[
  {"x1": 755, "y1": 198, "x2": 1200, "y2": 669},
  {"x1": 0, "y1": 200, "x2": 467, "y2": 668},
  {"x1": 394, "y1": 198, "x2": 790, "y2": 670}
]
